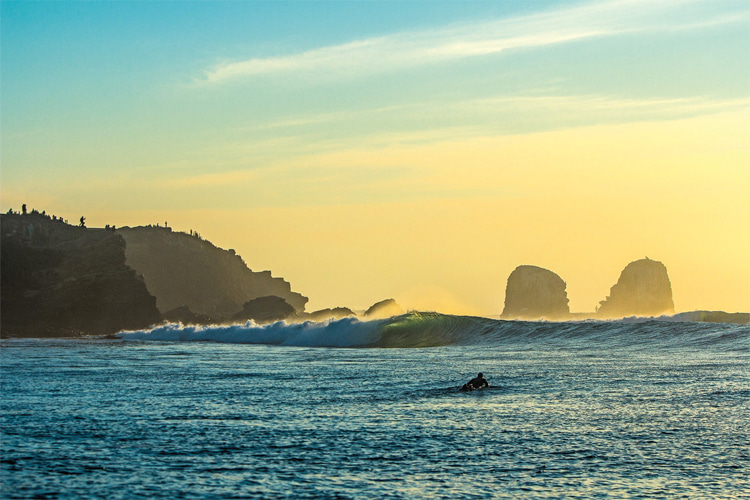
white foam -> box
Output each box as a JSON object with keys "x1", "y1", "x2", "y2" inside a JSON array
[{"x1": 117, "y1": 317, "x2": 383, "y2": 347}]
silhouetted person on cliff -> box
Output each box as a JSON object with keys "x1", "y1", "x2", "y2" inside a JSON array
[
  {"x1": 462, "y1": 373, "x2": 489, "y2": 391},
  {"x1": 22, "y1": 204, "x2": 27, "y2": 215},
  {"x1": 79, "y1": 216, "x2": 86, "y2": 228}
]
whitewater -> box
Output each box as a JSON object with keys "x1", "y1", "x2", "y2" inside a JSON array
[
  {"x1": 117, "y1": 312, "x2": 750, "y2": 351},
  {"x1": 2, "y1": 313, "x2": 748, "y2": 499}
]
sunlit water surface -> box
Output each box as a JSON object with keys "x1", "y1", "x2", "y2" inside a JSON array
[{"x1": 2, "y1": 329, "x2": 748, "y2": 499}]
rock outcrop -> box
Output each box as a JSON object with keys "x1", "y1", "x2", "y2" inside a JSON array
[
  {"x1": 597, "y1": 258, "x2": 674, "y2": 318},
  {"x1": 302, "y1": 307, "x2": 357, "y2": 322},
  {"x1": 232, "y1": 296, "x2": 296, "y2": 324},
  {"x1": 163, "y1": 305, "x2": 215, "y2": 325},
  {"x1": 118, "y1": 226, "x2": 308, "y2": 319},
  {"x1": 364, "y1": 299, "x2": 405, "y2": 319},
  {"x1": 501, "y1": 265, "x2": 569, "y2": 320},
  {"x1": 1, "y1": 213, "x2": 161, "y2": 337}
]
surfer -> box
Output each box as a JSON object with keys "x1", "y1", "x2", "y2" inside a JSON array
[{"x1": 461, "y1": 372, "x2": 489, "y2": 391}]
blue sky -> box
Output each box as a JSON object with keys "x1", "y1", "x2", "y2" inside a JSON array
[{"x1": 3, "y1": 1, "x2": 747, "y2": 168}]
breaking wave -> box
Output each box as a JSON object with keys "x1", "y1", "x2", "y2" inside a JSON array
[{"x1": 117, "y1": 312, "x2": 749, "y2": 350}]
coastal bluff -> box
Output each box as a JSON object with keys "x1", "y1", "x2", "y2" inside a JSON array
[
  {"x1": 118, "y1": 226, "x2": 308, "y2": 319},
  {"x1": 1, "y1": 212, "x2": 309, "y2": 336},
  {"x1": 1, "y1": 213, "x2": 161, "y2": 337}
]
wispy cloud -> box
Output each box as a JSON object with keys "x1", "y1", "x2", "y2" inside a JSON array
[
  {"x1": 149, "y1": 93, "x2": 750, "y2": 192},
  {"x1": 238, "y1": 94, "x2": 750, "y2": 141},
  {"x1": 197, "y1": 0, "x2": 748, "y2": 86},
  {"x1": 155, "y1": 95, "x2": 750, "y2": 195},
  {"x1": 465, "y1": 95, "x2": 750, "y2": 117}
]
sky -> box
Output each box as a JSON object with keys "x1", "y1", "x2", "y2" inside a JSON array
[{"x1": 2, "y1": 0, "x2": 749, "y2": 315}]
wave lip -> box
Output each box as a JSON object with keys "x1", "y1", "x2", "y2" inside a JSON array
[{"x1": 118, "y1": 317, "x2": 384, "y2": 347}]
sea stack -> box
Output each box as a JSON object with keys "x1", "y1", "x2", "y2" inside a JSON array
[
  {"x1": 597, "y1": 258, "x2": 674, "y2": 318},
  {"x1": 501, "y1": 265, "x2": 570, "y2": 320}
]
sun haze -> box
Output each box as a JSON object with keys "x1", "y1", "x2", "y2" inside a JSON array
[{"x1": 2, "y1": 0, "x2": 748, "y2": 315}]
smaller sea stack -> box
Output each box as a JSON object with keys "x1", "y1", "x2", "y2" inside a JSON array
[{"x1": 501, "y1": 265, "x2": 570, "y2": 320}]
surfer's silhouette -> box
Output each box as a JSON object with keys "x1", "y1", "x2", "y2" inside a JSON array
[{"x1": 461, "y1": 373, "x2": 489, "y2": 391}]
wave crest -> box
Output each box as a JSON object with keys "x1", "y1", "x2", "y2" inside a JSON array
[
  {"x1": 118, "y1": 317, "x2": 384, "y2": 347},
  {"x1": 117, "y1": 312, "x2": 750, "y2": 350}
]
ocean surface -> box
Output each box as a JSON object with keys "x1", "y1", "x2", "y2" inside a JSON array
[{"x1": 2, "y1": 313, "x2": 749, "y2": 499}]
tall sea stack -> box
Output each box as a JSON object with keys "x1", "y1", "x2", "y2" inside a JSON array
[
  {"x1": 597, "y1": 258, "x2": 674, "y2": 318},
  {"x1": 501, "y1": 265, "x2": 570, "y2": 320}
]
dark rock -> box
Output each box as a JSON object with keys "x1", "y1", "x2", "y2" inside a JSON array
[
  {"x1": 302, "y1": 307, "x2": 357, "y2": 322},
  {"x1": 118, "y1": 226, "x2": 308, "y2": 319},
  {"x1": 163, "y1": 305, "x2": 215, "y2": 325},
  {"x1": 232, "y1": 296, "x2": 295, "y2": 324},
  {"x1": 597, "y1": 258, "x2": 674, "y2": 318},
  {"x1": 1, "y1": 213, "x2": 161, "y2": 337},
  {"x1": 364, "y1": 299, "x2": 404, "y2": 319},
  {"x1": 501, "y1": 265, "x2": 569, "y2": 320}
]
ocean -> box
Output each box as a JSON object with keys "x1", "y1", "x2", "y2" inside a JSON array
[{"x1": 2, "y1": 313, "x2": 748, "y2": 499}]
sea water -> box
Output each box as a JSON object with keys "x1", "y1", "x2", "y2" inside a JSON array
[{"x1": 1, "y1": 314, "x2": 748, "y2": 499}]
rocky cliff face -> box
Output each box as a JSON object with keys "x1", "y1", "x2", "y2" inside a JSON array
[
  {"x1": 501, "y1": 265, "x2": 570, "y2": 320},
  {"x1": 597, "y1": 258, "x2": 674, "y2": 318},
  {"x1": 1, "y1": 214, "x2": 161, "y2": 337},
  {"x1": 118, "y1": 226, "x2": 308, "y2": 319}
]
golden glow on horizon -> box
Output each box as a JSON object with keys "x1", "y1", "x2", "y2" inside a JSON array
[{"x1": 45, "y1": 110, "x2": 748, "y2": 316}]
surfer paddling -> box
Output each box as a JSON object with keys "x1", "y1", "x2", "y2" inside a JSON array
[{"x1": 461, "y1": 372, "x2": 489, "y2": 391}]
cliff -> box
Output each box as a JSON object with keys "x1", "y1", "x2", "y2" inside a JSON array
[
  {"x1": 1, "y1": 213, "x2": 161, "y2": 337},
  {"x1": 597, "y1": 258, "x2": 674, "y2": 319},
  {"x1": 118, "y1": 226, "x2": 308, "y2": 319},
  {"x1": 501, "y1": 265, "x2": 570, "y2": 320}
]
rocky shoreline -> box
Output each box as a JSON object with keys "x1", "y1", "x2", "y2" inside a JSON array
[{"x1": 2, "y1": 211, "x2": 746, "y2": 338}]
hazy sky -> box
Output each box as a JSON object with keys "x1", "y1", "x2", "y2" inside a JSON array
[{"x1": 2, "y1": 0, "x2": 749, "y2": 314}]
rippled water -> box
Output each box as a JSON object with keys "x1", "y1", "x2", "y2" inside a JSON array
[{"x1": 2, "y1": 332, "x2": 749, "y2": 498}]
